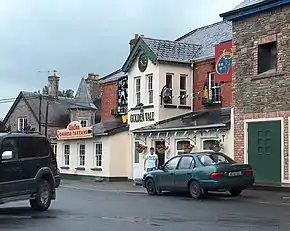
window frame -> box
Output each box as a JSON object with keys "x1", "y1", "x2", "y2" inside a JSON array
[
  {"x1": 165, "y1": 73, "x2": 173, "y2": 104},
  {"x1": 63, "y1": 144, "x2": 70, "y2": 166},
  {"x1": 208, "y1": 72, "x2": 221, "y2": 103},
  {"x1": 147, "y1": 74, "x2": 153, "y2": 104},
  {"x1": 179, "y1": 75, "x2": 187, "y2": 105},
  {"x1": 134, "y1": 141, "x2": 140, "y2": 164},
  {"x1": 135, "y1": 77, "x2": 141, "y2": 105},
  {"x1": 203, "y1": 139, "x2": 219, "y2": 150},
  {"x1": 257, "y1": 41, "x2": 277, "y2": 74},
  {"x1": 79, "y1": 119, "x2": 89, "y2": 127},
  {"x1": 95, "y1": 143, "x2": 102, "y2": 168},
  {"x1": 176, "y1": 140, "x2": 191, "y2": 155},
  {"x1": 17, "y1": 117, "x2": 28, "y2": 131},
  {"x1": 78, "y1": 143, "x2": 86, "y2": 167}
]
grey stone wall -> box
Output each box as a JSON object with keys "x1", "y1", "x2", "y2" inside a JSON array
[
  {"x1": 232, "y1": 5, "x2": 290, "y2": 114},
  {"x1": 70, "y1": 109, "x2": 96, "y2": 126}
]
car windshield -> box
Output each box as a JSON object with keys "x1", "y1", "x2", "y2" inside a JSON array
[{"x1": 198, "y1": 153, "x2": 235, "y2": 166}]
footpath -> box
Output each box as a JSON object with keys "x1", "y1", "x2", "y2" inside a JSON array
[{"x1": 61, "y1": 179, "x2": 290, "y2": 206}]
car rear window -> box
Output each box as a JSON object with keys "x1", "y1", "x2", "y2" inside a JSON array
[{"x1": 198, "y1": 153, "x2": 235, "y2": 166}]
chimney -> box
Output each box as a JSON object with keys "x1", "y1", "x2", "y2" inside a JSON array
[
  {"x1": 129, "y1": 33, "x2": 144, "y2": 52},
  {"x1": 48, "y1": 70, "x2": 60, "y2": 98},
  {"x1": 85, "y1": 73, "x2": 101, "y2": 101}
]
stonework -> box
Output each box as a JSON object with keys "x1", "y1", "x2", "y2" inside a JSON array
[
  {"x1": 232, "y1": 5, "x2": 290, "y2": 180},
  {"x1": 194, "y1": 59, "x2": 232, "y2": 111},
  {"x1": 69, "y1": 109, "x2": 96, "y2": 126}
]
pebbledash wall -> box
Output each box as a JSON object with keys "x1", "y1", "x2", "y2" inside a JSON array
[{"x1": 222, "y1": 2, "x2": 290, "y2": 183}]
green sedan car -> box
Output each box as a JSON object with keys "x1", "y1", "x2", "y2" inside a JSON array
[{"x1": 142, "y1": 151, "x2": 255, "y2": 199}]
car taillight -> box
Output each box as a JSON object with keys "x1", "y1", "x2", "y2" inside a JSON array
[
  {"x1": 210, "y1": 172, "x2": 224, "y2": 179},
  {"x1": 245, "y1": 169, "x2": 253, "y2": 176}
]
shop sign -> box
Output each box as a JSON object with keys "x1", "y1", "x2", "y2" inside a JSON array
[
  {"x1": 57, "y1": 121, "x2": 93, "y2": 140},
  {"x1": 130, "y1": 112, "x2": 155, "y2": 123}
]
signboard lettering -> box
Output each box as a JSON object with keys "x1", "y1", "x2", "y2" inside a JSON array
[
  {"x1": 57, "y1": 121, "x2": 93, "y2": 140},
  {"x1": 130, "y1": 112, "x2": 155, "y2": 123}
]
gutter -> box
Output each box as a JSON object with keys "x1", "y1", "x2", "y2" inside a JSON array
[
  {"x1": 93, "y1": 133, "x2": 108, "y2": 137},
  {"x1": 132, "y1": 123, "x2": 226, "y2": 133}
]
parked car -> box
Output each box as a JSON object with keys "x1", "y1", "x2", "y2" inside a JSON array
[
  {"x1": 143, "y1": 151, "x2": 254, "y2": 199},
  {"x1": 0, "y1": 131, "x2": 60, "y2": 211}
]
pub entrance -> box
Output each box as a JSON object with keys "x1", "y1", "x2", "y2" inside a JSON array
[{"x1": 154, "y1": 140, "x2": 166, "y2": 168}]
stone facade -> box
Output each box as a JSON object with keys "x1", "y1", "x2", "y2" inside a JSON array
[
  {"x1": 194, "y1": 59, "x2": 232, "y2": 111},
  {"x1": 69, "y1": 109, "x2": 96, "y2": 127},
  {"x1": 232, "y1": 5, "x2": 290, "y2": 179}
]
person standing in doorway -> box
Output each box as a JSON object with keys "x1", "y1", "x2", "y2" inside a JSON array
[{"x1": 144, "y1": 147, "x2": 159, "y2": 172}]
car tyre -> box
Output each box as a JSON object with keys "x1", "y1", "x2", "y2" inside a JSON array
[
  {"x1": 189, "y1": 181, "x2": 203, "y2": 199},
  {"x1": 145, "y1": 178, "x2": 157, "y2": 195},
  {"x1": 229, "y1": 189, "x2": 243, "y2": 197},
  {"x1": 30, "y1": 179, "x2": 52, "y2": 211}
]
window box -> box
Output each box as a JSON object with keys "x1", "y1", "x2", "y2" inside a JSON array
[
  {"x1": 60, "y1": 166, "x2": 70, "y2": 170},
  {"x1": 202, "y1": 98, "x2": 221, "y2": 107},
  {"x1": 91, "y1": 167, "x2": 102, "y2": 171},
  {"x1": 75, "y1": 167, "x2": 85, "y2": 171}
]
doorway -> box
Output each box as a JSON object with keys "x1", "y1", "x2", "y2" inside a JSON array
[{"x1": 155, "y1": 140, "x2": 166, "y2": 168}]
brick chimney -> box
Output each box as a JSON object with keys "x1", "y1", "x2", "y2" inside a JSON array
[
  {"x1": 85, "y1": 73, "x2": 101, "y2": 101},
  {"x1": 129, "y1": 34, "x2": 144, "y2": 52},
  {"x1": 48, "y1": 70, "x2": 60, "y2": 98}
]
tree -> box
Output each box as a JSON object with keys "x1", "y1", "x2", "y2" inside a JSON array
[{"x1": 34, "y1": 86, "x2": 74, "y2": 98}]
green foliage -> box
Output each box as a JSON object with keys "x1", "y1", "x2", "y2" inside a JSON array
[{"x1": 35, "y1": 86, "x2": 74, "y2": 98}]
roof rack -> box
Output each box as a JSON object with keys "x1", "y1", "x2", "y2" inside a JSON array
[{"x1": 7, "y1": 130, "x2": 42, "y2": 135}]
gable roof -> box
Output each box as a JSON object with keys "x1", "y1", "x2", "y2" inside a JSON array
[
  {"x1": 3, "y1": 91, "x2": 75, "y2": 127},
  {"x1": 69, "y1": 78, "x2": 97, "y2": 110},
  {"x1": 220, "y1": 0, "x2": 290, "y2": 21},
  {"x1": 99, "y1": 69, "x2": 127, "y2": 84},
  {"x1": 122, "y1": 37, "x2": 201, "y2": 72},
  {"x1": 175, "y1": 21, "x2": 232, "y2": 61},
  {"x1": 92, "y1": 119, "x2": 128, "y2": 136}
]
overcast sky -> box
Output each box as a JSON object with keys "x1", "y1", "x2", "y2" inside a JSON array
[{"x1": 0, "y1": 0, "x2": 243, "y2": 118}]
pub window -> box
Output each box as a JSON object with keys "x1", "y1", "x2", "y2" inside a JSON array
[
  {"x1": 147, "y1": 74, "x2": 153, "y2": 104},
  {"x1": 258, "y1": 41, "x2": 277, "y2": 74},
  {"x1": 176, "y1": 140, "x2": 190, "y2": 155},
  {"x1": 95, "y1": 143, "x2": 102, "y2": 167},
  {"x1": 63, "y1": 144, "x2": 70, "y2": 166},
  {"x1": 165, "y1": 74, "x2": 173, "y2": 104},
  {"x1": 78, "y1": 144, "x2": 86, "y2": 166},
  {"x1": 135, "y1": 77, "x2": 141, "y2": 105},
  {"x1": 180, "y1": 75, "x2": 187, "y2": 105},
  {"x1": 203, "y1": 140, "x2": 218, "y2": 150}
]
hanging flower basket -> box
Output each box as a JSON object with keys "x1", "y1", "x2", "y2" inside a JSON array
[
  {"x1": 136, "y1": 143, "x2": 147, "y2": 153},
  {"x1": 183, "y1": 143, "x2": 195, "y2": 153},
  {"x1": 156, "y1": 143, "x2": 168, "y2": 154}
]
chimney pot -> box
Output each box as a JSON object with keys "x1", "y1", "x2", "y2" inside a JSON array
[
  {"x1": 134, "y1": 33, "x2": 139, "y2": 39},
  {"x1": 140, "y1": 34, "x2": 144, "y2": 38}
]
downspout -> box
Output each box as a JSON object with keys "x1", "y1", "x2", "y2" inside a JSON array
[{"x1": 191, "y1": 62, "x2": 195, "y2": 112}]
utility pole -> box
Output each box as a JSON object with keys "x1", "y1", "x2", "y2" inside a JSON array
[
  {"x1": 44, "y1": 101, "x2": 49, "y2": 136},
  {"x1": 38, "y1": 94, "x2": 42, "y2": 133}
]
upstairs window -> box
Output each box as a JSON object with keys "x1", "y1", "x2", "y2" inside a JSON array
[
  {"x1": 17, "y1": 117, "x2": 28, "y2": 131},
  {"x1": 179, "y1": 75, "x2": 187, "y2": 105},
  {"x1": 147, "y1": 74, "x2": 153, "y2": 104},
  {"x1": 208, "y1": 73, "x2": 221, "y2": 103},
  {"x1": 165, "y1": 74, "x2": 173, "y2": 104},
  {"x1": 258, "y1": 41, "x2": 277, "y2": 74},
  {"x1": 80, "y1": 119, "x2": 89, "y2": 127},
  {"x1": 135, "y1": 77, "x2": 141, "y2": 105}
]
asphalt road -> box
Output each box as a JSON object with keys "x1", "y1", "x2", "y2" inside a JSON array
[{"x1": 1, "y1": 184, "x2": 290, "y2": 231}]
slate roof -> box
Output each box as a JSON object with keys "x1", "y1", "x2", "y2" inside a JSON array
[
  {"x1": 132, "y1": 107, "x2": 231, "y2": 133},
  {"x1": 99, "y1": 69, "x2": 127, "y2": 84},
  {"x1": 69, "y1": 78, "x2": 97, "y2": 110},
  {"x1": 92, "y1": 119, "x2": 128, "y2": 136},
  {"x1": 142, "y1": 38, "x2": 201, "y2": 63},
  {"x1": 175, "y1": 21, "x2": 232, "y2": 61},
  {"x1": 232, "y1": 0, "x2": 265, "y2": 10}
]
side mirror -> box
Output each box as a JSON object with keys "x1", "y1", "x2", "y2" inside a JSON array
[{"x1": 1, "y1": 151, "x2": 13, "y2": 160}]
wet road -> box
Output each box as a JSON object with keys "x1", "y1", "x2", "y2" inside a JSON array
[{"x1": 1, "y1": 186, "x2": 290, "y2": 231}]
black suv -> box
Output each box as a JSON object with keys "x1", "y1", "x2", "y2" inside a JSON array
[{"x1": 0, "y1": 131, "x2": 60, "y2": 211}]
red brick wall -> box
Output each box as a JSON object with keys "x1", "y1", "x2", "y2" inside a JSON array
[
  {"x1": 101, "y1": 81, "x2": 118, "y2": 121},
  {"x1": 193, "y1": 59, "x2": 232, "y2": 111}
]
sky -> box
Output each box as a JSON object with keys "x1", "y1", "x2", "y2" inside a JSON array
[{"x1": 0, "y1": 0, "x2": 243, "y2": 119}]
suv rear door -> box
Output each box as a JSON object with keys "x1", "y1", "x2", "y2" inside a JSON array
[
  {"x1": 0, "y1": 137, "x2": 24, "y2": 198},
  {"x1": 17, "y1": 136, "x2": 50, "y2": 194}
]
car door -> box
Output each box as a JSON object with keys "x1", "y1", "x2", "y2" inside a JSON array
[
  {"x1": 157, "y1": 156, "x2": 181, "y2": 190},
  {"x1": 174, "y1": 156, "x2": 195, "y2": 190},
  {"x1": 0, "y1": 137, "x2": 24, "y2": 198}
]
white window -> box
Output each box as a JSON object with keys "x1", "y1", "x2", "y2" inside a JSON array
[
  {"x1": 180, "y1": 75, "x2": 187, "y2": 105},
  {"x1": 63, "y1": 144, "x2": 70, "y2": 166},
  {"x1": 78, "y1": 144, "x2": 85, "y2": 166},
  {"x1": 165, "y1": 74, "x2": 173, "y2": 104},
  {"x1": 51, "y1": 144, "x2": 57, "y2": 156},
  {"x1": 208, "y1": 73, "x2": 221, "y2": 103},
  {"x1": 80, "y1": 119, "x2": 89, "y2": 127},
  {"x1": 176, "y1": 140, "x2": 191, "y2": 155},
  {"x1": 17, "y1": 117, "x2": 28, "y2": 131},
  {"x1": 135, "y1": 77, "x2": 141, "y2": 105},
  {"x1": 95, "y1": 143, "x2": 102, "y2": 167},
  {"x1": 147, "y1": 74, "x2": 153, "y2": 104}
]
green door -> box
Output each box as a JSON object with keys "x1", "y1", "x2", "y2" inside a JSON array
[{"x1": 248, "y1": 121, "x2": 281, "y2": 183}]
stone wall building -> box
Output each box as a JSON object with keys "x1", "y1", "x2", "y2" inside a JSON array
[{"x1": 221, "y1": 0, "x2": 290, "y2": 183}]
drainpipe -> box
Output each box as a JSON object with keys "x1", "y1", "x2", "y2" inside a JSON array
[{"x1": 191, "y1": 62, "x2": 195, "y2": 112}]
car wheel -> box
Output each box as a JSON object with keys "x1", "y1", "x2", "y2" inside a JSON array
[
  {"x1": 30, "y1": 179, "x2": 52, "y2": 211},
  {"x1": 229, "y1": 189, "x2": 243, "y2": 197},
  {"x1": 145, "y1": 178, "x2": 157, "y2": 195},
  {"x1": 189, "y1": 181, "x2": 203, "y2": 199}
]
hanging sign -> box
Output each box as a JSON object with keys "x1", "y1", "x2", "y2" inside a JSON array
[
  {"x1": 130, "y1": 112, "x2": 155, "y2": 123},
  {"x1": 215, "y1": 40, "x2": 233, "y2": 83},
  {"x1": 57, "y1": 121, "x2": 93, "y2": 140}
]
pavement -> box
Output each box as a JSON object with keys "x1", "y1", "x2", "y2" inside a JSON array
[{"x1": 0, "y1": 180, "x2": 290, "y2": 230}]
